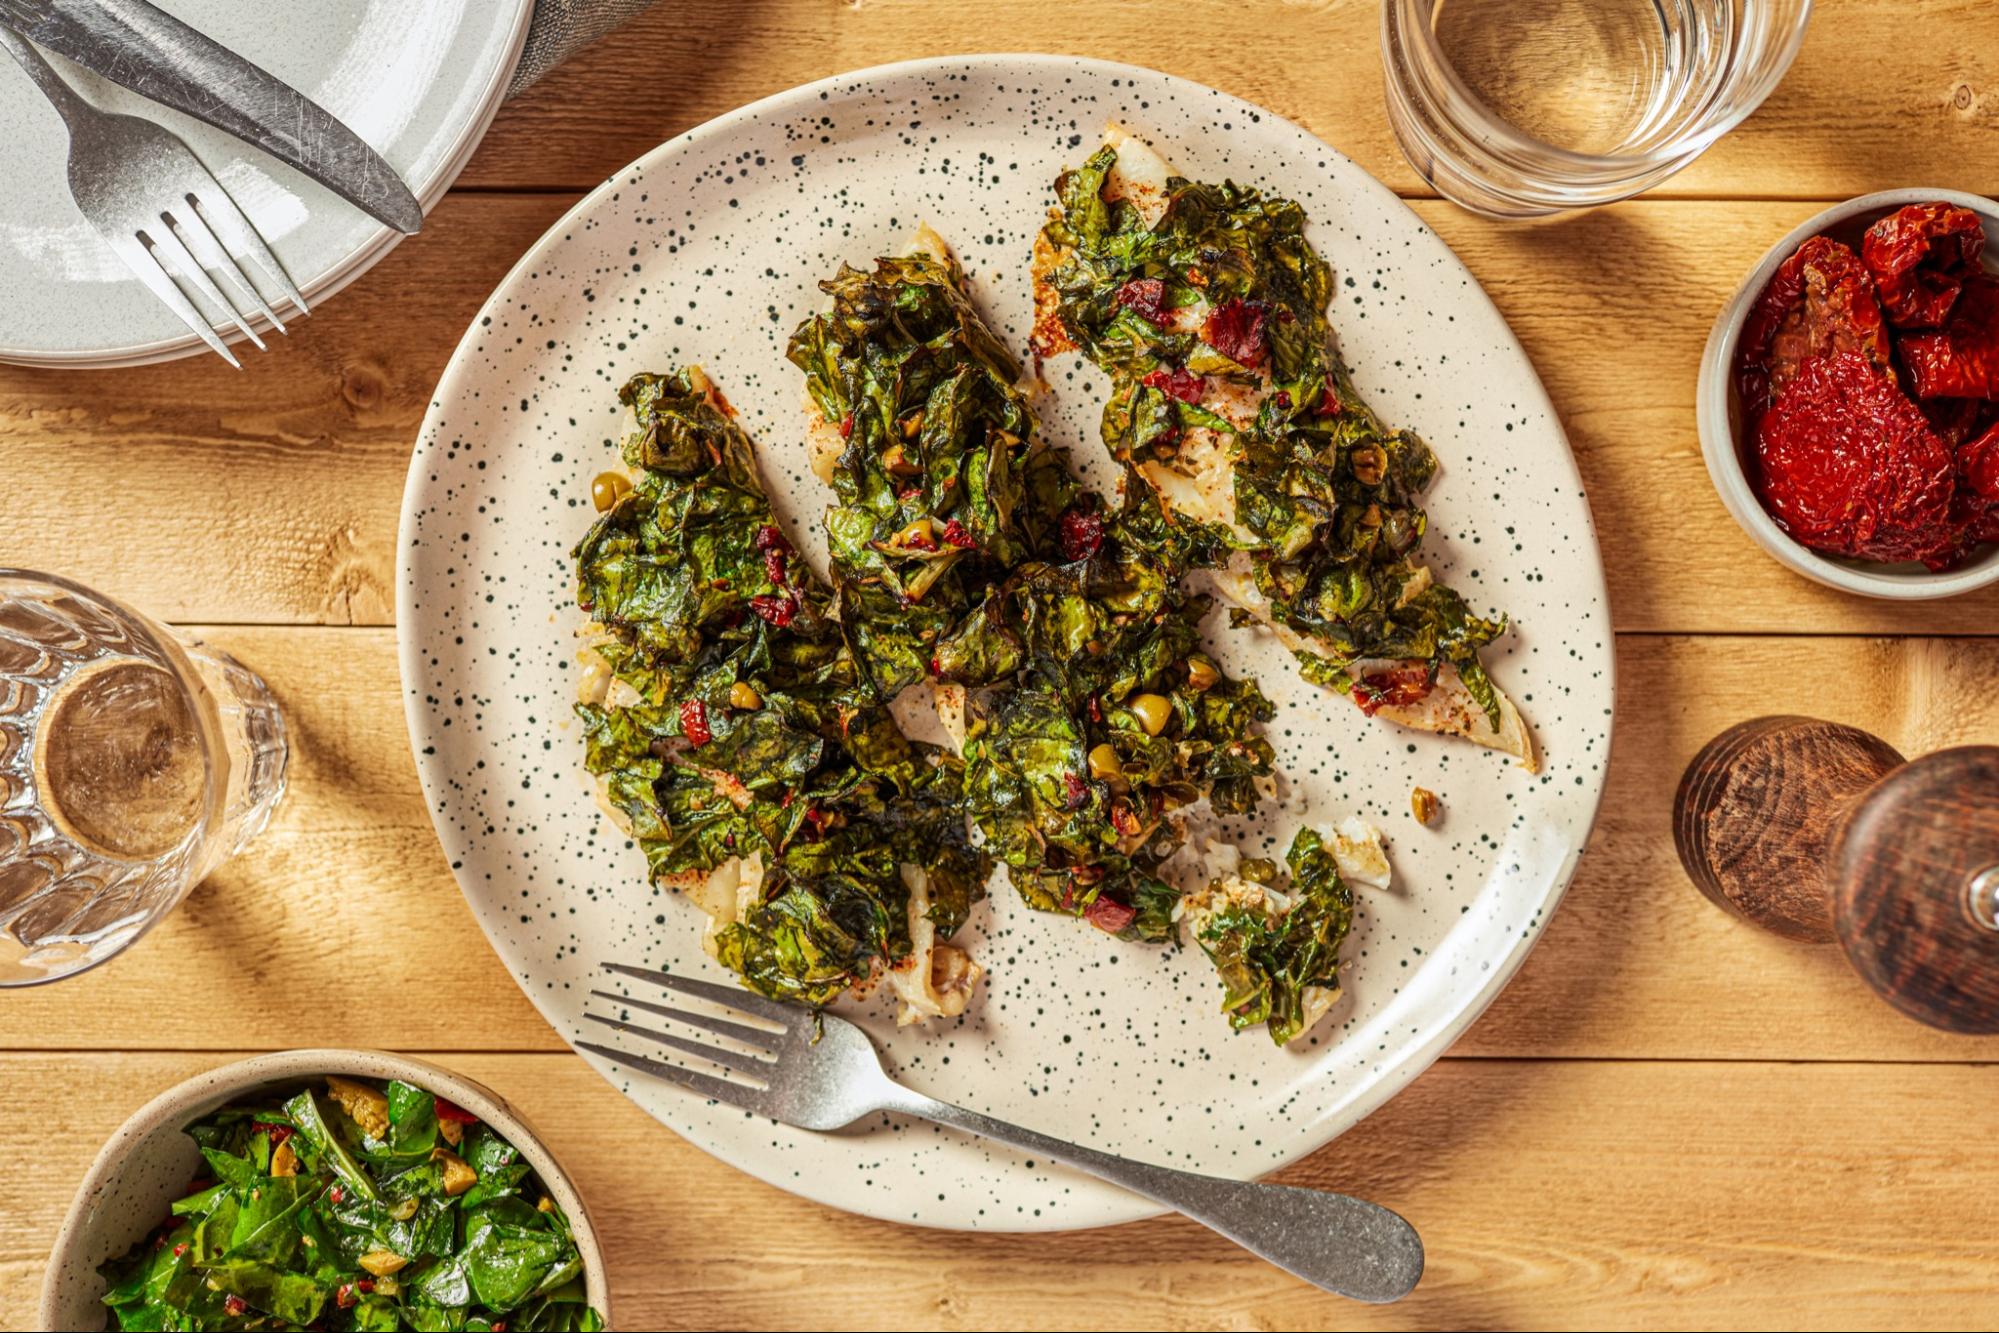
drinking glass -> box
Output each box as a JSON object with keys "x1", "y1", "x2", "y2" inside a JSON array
[
  {"x1": 1382, "y1": 0, "x2": 1814, "y2": 218},
  {"x1": 0, "y1": 570, "x2": 287, "y2": 985}
]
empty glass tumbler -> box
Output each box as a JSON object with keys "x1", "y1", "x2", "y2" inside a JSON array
[
  {"x1": 0, "y1": 570, "x2": 287, "y2": 984},
  {"x1": 1382, "y1": 0, "x2": 1814, "y2": 217}
]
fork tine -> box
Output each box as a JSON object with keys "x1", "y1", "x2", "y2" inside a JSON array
[
  {"x1": 583, "y1": 1011, "x2": 772, "y2": 1078},
  {"x1": 161, "y1": 209, "x2": 267, "y2": 349},
  {"x1": 576, "y1": 1039, "x2": 769, "y2": 1113},
  {"x1": 170, "y1": 199, "x2": 283, "y2": 337},
  {"x1": 587, "y1": 989, "x2": 780, "y2": 1052},
  {"x1": 186, "y1": 183, "x2": 307, "y2": 318},
  {"x1": 141, "y1": 223, "x2": 257, "y2": 351},
  {"x1": 600, "y1": 961, "x2": 801, "y2": 1027},
  {"x1": 103, "y1": 232, "x2": 239, "y2": 368}
]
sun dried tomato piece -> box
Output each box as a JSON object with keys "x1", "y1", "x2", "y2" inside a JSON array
[
  {"x1": 1203, "y1": 297, "x2": 1270, "y2": 368},
  {"x1": 837, "y1": 413, "x2": 854, "y2": 439},
  {"x1": 754, "y1": 523, "x2": 788, "y2": 553},
  {"x1": 1058, "y1": 507, "x2": 1104, "y2": 562},
  {"x1": 1114, "y1": 277, "x2": 1171, "y2": 325},
  {"x1": 1316, "y1": 374, "x2": 1344, "y2": 416},
  {"x1": 251, "y1": 1121, "x2": 294, "y2": 1146},
  {"x1": 1141, "y1": 366, "x2": 1205, "y2": 403},
  {"x1": 749, "y1": 593, "x2": 798, "y2": 627},
  {"x1": 1957, "y1": 419, "x2": 1999, "y2": 543},
  {"x1": 1062, "y1": 772, "x2": 1089, "y2": 809},
  {"x1": 1351, "y1": 663, "x2": 1434, "y2": 716},
  {"x1": 679, "y1": 698, "x2": 712, "y2": 746},
  {"x1": 1737, "y1": 237, "x2": 1891, "y2": 422},
  {"x1": 1901, "y1": 275, "x2": 1999, "y2": 400},
  {"x1": 1862, "y1": 203, "x2": 1985, "y2": 329},
  {"x1": 1084, "y1": 894, "x2": 1136, "y2": 934},
  {"x1": 939, "y1": 518, "x2": 977, "y2": 549},
  {"x1": 1754, "y1": 351, "x2": 1959, "y2": 564},
  {"x1": 1918, "y1": 395, "x2": 1991, "y2": 447}
]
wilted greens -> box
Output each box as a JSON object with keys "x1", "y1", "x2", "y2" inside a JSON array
[
  {"x1": 573, "y1": 367, "x2": 985, "y2": 1007},
  {"x1": 787, "y1": 248, "x2": 1074, "y2": 698},
  {"x1": 790, "y1": 247, "x2": 1276, "y2": 940},
  {"x1": 1038, "y1": 143, "x2": 1512, "y2": 732},
  {"x1": 98, "y1": 1077, "x2": 601, "y2": 1331},
  {"x1": 1184, "y1": 827, "x2": 1357, "y2": 1046},
  {"x1": 570, "y1": 222, "x2": 1393, "y2": 1045}
]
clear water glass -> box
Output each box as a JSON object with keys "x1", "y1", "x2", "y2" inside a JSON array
[
  {"x1": 0, "y1": 570, "x2": 287, "y2": 985},
  {"x1": 1382, "y1": 0, "x2": 1814, "y2": 218}
]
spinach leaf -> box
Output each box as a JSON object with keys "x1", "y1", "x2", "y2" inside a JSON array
[
  {"x1": 382, "y1": 1079, "x2": 440, "y2": 1157},
  {"x1": 460, "y1": 1204, "x2": 571, "y2": 1313},
  {"x1": 283, "y1": 1089, "x2": 378, "y2": 1203}
]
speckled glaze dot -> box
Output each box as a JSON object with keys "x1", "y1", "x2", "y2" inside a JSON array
[{"x1": 396, "y1": 56, "x2": 1614, "y2": 1233}]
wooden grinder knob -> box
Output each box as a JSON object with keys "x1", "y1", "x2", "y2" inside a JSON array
[{"x1": 1674, "y1": 716, "x2": 1999, "y2": 1034}]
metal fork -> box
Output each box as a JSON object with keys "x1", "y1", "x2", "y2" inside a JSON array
[
  {"x1": 583, "y1": 962, "x2": 1426, "y2": 1303},
  {"x1": 0, "y1": 22, "x2": 305, "y2": 366}
]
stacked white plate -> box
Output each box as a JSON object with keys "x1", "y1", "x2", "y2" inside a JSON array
[{"x1": 0, "y1": 0, "x2": 533, "y2": 367}]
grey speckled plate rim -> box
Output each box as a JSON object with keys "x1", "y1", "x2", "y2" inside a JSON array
[
  {"x1": 36, "y1": 1048, "x2": 612, "y2": 1330},
  {"x1": 0, "y1": 0, "x2": 534, "y2": 369},
  {"x1": 395, "y1": 52, "x2": 1617, "y2": 1233}
]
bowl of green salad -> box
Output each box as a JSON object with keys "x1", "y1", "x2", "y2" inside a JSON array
[{"x1": 39, "y1": 1049, "x2": 609, "y2": 1331}]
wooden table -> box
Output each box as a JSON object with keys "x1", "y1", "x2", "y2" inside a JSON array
[{"x1": 3, "y1": 3, "x2": 1996, "y2": 1328}]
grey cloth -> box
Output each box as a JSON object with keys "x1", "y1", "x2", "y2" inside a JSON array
[{"x1": 511, "y1": 0, "x2": 658, "y2": 97}]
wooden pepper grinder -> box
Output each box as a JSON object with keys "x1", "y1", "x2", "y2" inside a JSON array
[{"x1": 1673, "y1": 716, "x2": 1999, "y2": 1034}]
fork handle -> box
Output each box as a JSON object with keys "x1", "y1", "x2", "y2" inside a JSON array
[
  {"x1": 0, "y1": 24, "x2": 93, "y2": 131},
  {"x1": 889, "y1": 1090, "x2": 1424, "y2": 1302}
]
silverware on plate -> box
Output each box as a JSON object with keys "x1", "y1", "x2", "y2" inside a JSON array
[
  {"x1": 582, "y1": 962, "x2": 1426, "y2": 1304},
  {"x1": 0, "y1": 22, "x2": 303, "y2": 366},
  {"x1": 0, "y1": 0, "x2": 422, "y2": 234}
]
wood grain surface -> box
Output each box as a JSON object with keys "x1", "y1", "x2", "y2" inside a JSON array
[{"x1": 3, "y1": 2, "x2": 1997, "y2": 1329}]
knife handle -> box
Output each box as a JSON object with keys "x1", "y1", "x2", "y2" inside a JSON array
[{"x1": 0, "y1": 24, "x2": 96, "y2": 131}]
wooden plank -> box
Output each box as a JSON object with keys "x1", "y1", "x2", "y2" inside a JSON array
[
  {"x1": 2, "y1": 1051, "x2": 1993, "y2": 1331},
  {"x1": 3, "y1": 626, "x2": 1995, "y2": 1063},
  {"x1": 5, "y1": 196, "x2": 1999, "y2": 633},
  {"x1": 0, "y1": 193, "x2": 578, "y2": 627},
  {"x1": 466, "y1": 0, "x2": 1999, "y2": 203}
]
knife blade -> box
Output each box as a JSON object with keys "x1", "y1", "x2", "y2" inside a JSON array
[{"x1": 0, "y1": 0, "x2": 423, "y2": 233}]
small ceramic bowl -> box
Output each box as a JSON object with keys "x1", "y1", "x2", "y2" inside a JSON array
[
  {"x1": 38, "y1": 1049, "x2": 611, "y2": 1330},
  {"x1": 1697, "y1": 187, "x2": 1999, "y2": 600}
]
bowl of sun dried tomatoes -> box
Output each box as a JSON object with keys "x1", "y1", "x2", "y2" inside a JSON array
[{"x1": 1700, "y1": 188, "x2": 1999, "y2": 598}]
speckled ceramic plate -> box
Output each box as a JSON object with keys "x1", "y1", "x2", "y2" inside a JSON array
[
  {"x1": 0, "y1": 0, "x2": 531, "y2": 367},
  {"x1": 398, "y1": 55, "x2": 1614, "y2": 1232}
]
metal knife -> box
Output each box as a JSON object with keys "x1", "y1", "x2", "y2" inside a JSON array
[{"x1": 0, "y1": 0, "x2": 423, "y2": 233}]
